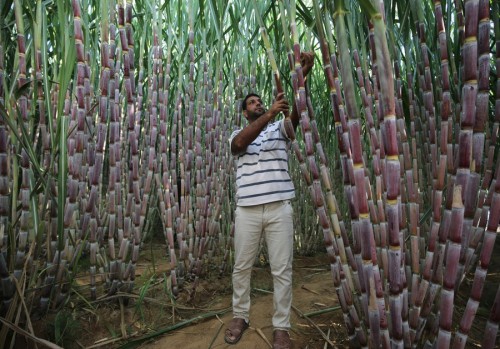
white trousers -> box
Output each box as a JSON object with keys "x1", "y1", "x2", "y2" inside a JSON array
[{"x1": 232, "y1": 200, "x2": 294, "y2": 330}]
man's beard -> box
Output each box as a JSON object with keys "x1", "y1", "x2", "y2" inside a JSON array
[{"x1": 251, "y1": 108, "x2": 265, "y2": 118}]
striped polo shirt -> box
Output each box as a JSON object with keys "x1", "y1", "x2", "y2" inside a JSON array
[{"x1": 230, "y1": 119, "x2": 295, "y2": 206}]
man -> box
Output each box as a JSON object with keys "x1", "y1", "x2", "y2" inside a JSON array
[{"x1": 225, "y1": 52, "x2": 314, "y2": 349}]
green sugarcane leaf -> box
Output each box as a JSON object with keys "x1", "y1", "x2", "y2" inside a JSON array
[
  {"x1": 55, "y1": 27, "x2": 74, "y2": 250},
  {"x1": 41, "y1": 1, "x2": 55, "y2": 153},
  {"x1": 208, "y1": 0, "x2": 221, "y2": 39},
  {"x1": 13, "y1": 80, "x2": 31, "y2": 100},
  {"x1": 0, "y1": 104, "x2": 44, "y2": 180},
  {"x1": 296, "y1": 0, "x2": 314, "y2": 27},
  {"x1": 16, "y1": 106, "x2": 38, "y2": 161},
  {"x1": 29, "y1": 169, "x2": 41, "y2": 244},
  {"x1": 56, "y1": 111, "x2": 67, "y2": 252},
  {"x1": 228, "y1": 7, "x2": 242, "y2": 37}
]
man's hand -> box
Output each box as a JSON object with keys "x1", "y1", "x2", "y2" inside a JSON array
[
  {"x1": 268, "y1": 92, "x2": 289, "y2": 119},
  {"x1": 300, "y1": 52, "x2": 315, "y2": 77}
]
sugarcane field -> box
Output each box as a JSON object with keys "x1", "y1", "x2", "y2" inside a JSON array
[{"x1": 1, "y1": 0, "x2": 500, "y2": 348}]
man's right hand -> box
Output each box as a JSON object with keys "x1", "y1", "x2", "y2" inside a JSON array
[{"x1": 268, "y1": 92, "x2": 289, "y2": 119}]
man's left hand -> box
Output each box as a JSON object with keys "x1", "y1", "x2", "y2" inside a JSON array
[{"x1": 300, "y1": 52, "x2": 315, "y2": 76}]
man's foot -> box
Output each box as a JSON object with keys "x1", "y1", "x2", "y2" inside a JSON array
[
  {"x1": 273, "y1": 330, "x2": 292, "y2": 349},
  {"x1": 224, "y1": 318, "x2": 249, "y2": 344}
]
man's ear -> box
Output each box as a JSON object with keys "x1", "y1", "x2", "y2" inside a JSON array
[{"x1": 243, "y1": 110, "x2": 248, "y2": 120}]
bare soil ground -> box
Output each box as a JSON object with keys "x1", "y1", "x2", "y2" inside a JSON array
[
  {"x1": 23, "y1": 238, "x2": 499, "y2": 349},
  {"x1": 20, "y1": 250, "x2": 346, "y2": 349},
  {"x1": 139, "y1": 254, "x2": 348, "y2": 349}
]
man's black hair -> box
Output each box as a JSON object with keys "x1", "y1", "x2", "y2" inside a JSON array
[{"x1": 241, "y1": 93, "x2": 261, "y2": 111}]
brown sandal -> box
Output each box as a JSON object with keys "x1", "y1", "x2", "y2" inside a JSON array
[
  {"x1": 224, "y1": 318, "x2": 249, "y2": 344},
  {"x1": 273, "y1": 330, "x2": 291, "y2": 349}
]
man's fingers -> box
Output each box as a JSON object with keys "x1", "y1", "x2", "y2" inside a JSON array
[
  {"x1": 300, "y1": 52, "x2": 314, "y2": 65},
  {"x1": 273, "y1": 94, "x2": 287, "y2": 107},
  {"x1": 269, "y1": 97, "x2": 289, "y2": 116}
]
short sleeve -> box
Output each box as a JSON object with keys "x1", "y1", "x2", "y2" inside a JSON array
[{"x1": 229, "y1": 128, "x2": 241, "y2": 148}]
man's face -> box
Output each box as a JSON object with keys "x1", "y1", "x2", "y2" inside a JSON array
[{"x1": 243, "y1": 95, "x2": 266, "y2": 121}]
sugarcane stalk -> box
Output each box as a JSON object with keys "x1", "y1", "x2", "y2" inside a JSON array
[
  {"x1": 188, "y1": 3, "x2": 204, "y2": 299},
  {"x1": 0, "y1": 0, "x2": 9, "y2": 270},
  {"x1": 494, "y1": 1, "x2": 500, "y2": 177},
  {"x1": 334, "y1": 1, "x2": 390, "y2": 347},
  {"x1": 405, "y1": 37, "x2": 424, "y2": 341},
  {"x1": 403, "y1": 2, "x2": 442, "y2": 345},
  {"x1": 429, "y1": 0, "x2": 453, "y2": 286},
  {"x1": 207, "y1": 50, "x2": 227, "y2": 272},
  {"x1": 328, "y1": 4, "x2": 361, "y2": 292},
  {"x1": 127, "y1": 0, "x2": 141, "y2": 295},
  {"x1": 482, "y1": 283, "x2": 500, "y2": 349},
  {"x1": 446, "y1": 0, "x2": 478, "y2": 299},
  {"x1": 32, "y1": 0, "x2": 50, "y2": 178},
  {"x1": 283, "y1": 1, "x2": 366, "y2": 347},
  {"x1": 317, "y1": 0, "x2": 358, "y2": 283},
  {"x1": 34, "y1": 1, "x2": 53, "y2": 311},
  {"x1": 455, "y1": 0, "x2": 466, "y2": 81},
  {"x1": 393, "y1": 51, "x2": 412, "y2": 347},
  {"x1": 0, "y1": 1, "x2": 6, "y2": 255},
  {"x1": 473, "y1": 0, "x2": 489, "y2": 175},
  {"x1": 361, "y1": 1, "x2": 408, "y2": 347},
  {"x1": 313, "y1": 6, "x2": 364, "y2": 345},
  {"x1": 88, "y1": 0, "x2": 110, "y2": 299},
  {"x1": 356, "y1": 16, "x2": 394, "y2": 344},
  {"x1": 72, "y1": 0, "x2": 98, "y2": 300},
  {"x1": 73, "y1": 0, "x2": 99, "y2": 300},
  {"x1": 193, "y1": 52, "x2": 208, "y2": 277},
  {"x1": 156, "y1": 22, "x2": 179, "y2": 296},
  {"x1": 172, "y1": 62, "x2": 186, "y2": 287},
  {"x1": 12, "y1": 0, "x2": 32, "y2": 287},
  {"x1": 465, "y1": 0, "x2": 494, "y2": 277},
  {"x1": 117, "y1": 0, "x2": 139, "y2": 294},
  {"x1": 288, "y1": 0, "x2": 341, "y2": 268},
  {"x1": 8, "y1": 0, "x2": 43, "y2": 321},
  {"x1": 133, "y1": 14, "x2": 154, "y2": 283},
  {"x1": 106, "y1": 0, "x2": 122, "y2": 297},
  {"x1": 137, "y1": 29, "x2": 150, "y2": 242},
  {"x1": 0, "y1": 17, "x2": 3, "y2": 109},
  {"x1": 436, "y1": 186, "x2": 464, "y2": 348},
  {"x1": 453, "y1": 152, "x2": 500, "y2": 347}
]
